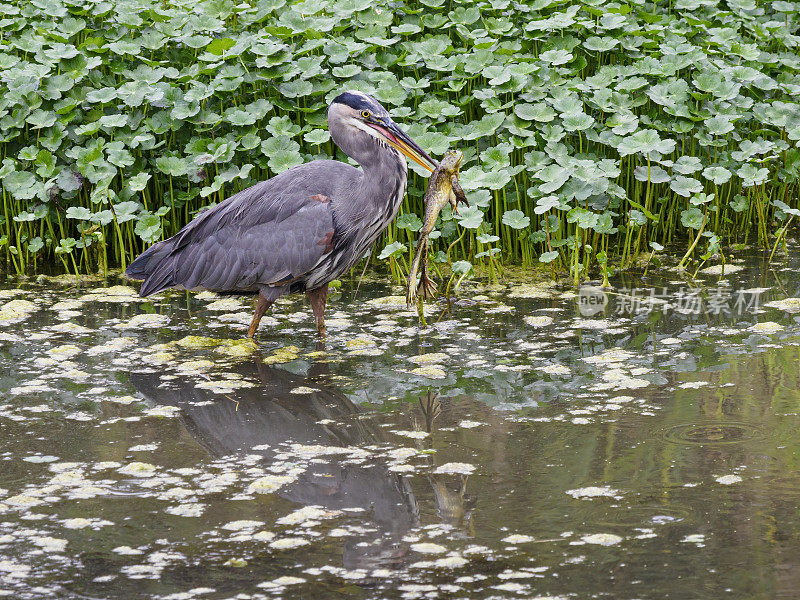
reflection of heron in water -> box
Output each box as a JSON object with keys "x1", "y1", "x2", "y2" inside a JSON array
[{"x1": 129, "y1": 356, "x2": 418, "y2": 570}]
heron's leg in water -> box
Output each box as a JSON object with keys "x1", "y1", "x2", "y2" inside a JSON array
[
  {"x1": 307, "y1": 284, "x2": 328, "y2": 336},
  {"x1": 247, "y1": 294, "x2": 274, "y2": 338}
]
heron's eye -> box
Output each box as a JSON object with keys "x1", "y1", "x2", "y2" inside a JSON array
[{"x1": 361, "y1": 110, "x2": 371, "y2": 119}]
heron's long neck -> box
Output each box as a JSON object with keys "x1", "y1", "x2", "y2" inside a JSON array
[{"x1": 353, "y1": 147, "x2": 408, "y2": 224}]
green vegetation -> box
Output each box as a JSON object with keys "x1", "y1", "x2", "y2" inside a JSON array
[{"x1": 1, "y1": 0, "x2": 799, "y2": 283}]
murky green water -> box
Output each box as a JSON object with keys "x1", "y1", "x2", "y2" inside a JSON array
[{"x1": 3, "y1": 251, "x2": 800, "y2": 599}]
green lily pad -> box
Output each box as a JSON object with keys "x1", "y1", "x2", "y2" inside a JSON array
[
  {"x1": 66, "y1": 206, "x2": 91, "y2": 220},
  {"x1": 534, "y1": 196, "x2": 561, "y2": 214},
  {"x1": 737, "y1": 164, "x2": 769, "y2": 187},
  {"x1": 206, "y1": 38, "x2": 236, "y2": 55},
  {"x1": 303, "y1": 129, "x2": 330, "y2": 144},
  {"x1": 514, "y1": 103, "x2": 556, "y2": 122},
  {"x1": 128, "y1": 172, "x2": 151, "y2": 192},
  {"x1": 670, "y1": 176, "x2": 703, "y2": 197},
  {"x1": 702, "y1": 166, "x2": 732, "y2": 185},
  {"x1": 397, "y1": 213, "x2": 423, "y2": 232},
  {"x1": 155, "y1": 156, "x2": 188, "y2": 177},
  {"x1": 378, "y1": 240, "x2": 406, "y2": 260},
  {"x1": 2, "y1": 170, "x2": 38, "y2": 200},
  {"x1": 539, "y1": 251, "x2": 559, "y2": 263},
  {"x1": 680, "y1": 207, "x2": 705, "y2": 229},
  {"x1": 502, "y1": 209, "x2": 530, "y2": 230},
  {"x1": 457, "y1": 206, "x2": 485, "y2": 229},
  {"x1": 261, "y1": 136, "x2": 303, "y2": 173}
]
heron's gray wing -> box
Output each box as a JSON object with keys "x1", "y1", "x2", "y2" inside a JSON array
[
  {"x1": 170, "y1": 201, "x2": 335, "y2": 292},
  {"x1": 130, "y1": 160, "x2": 355, "y2": 296}
]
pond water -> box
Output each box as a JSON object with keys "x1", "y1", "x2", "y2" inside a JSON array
[{"x1": 2, "y1": 250, "x2": 800, "y2": 599}]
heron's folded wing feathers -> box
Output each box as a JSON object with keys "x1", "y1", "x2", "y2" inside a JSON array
[
  {"x1": 166, "y1": 202, "x2": 336, "y2": 292},
  {"x1": 128, "y1": 160, "x2": 356, "y2": 296}
]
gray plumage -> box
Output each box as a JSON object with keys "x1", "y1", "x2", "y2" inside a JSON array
[
  {"x1": 127, "y1": 91, "x2": 437, "y2": 336},
  {"x1": 130, "y1": 161, "x2": 357, "y2": 299}
]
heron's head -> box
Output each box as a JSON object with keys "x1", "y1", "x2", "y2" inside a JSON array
[{"x1": 328, "y1": 91, "x2": 438, "y2": 172}]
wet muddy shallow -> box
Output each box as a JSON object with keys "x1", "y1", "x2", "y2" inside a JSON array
[{"x1": 3, "y1": 249, "x2": 800, "y2": 599}]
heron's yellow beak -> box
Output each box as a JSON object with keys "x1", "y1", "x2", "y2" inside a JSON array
[{"x1": 368, "y1": 121, "x2": 438, "y2": 173}]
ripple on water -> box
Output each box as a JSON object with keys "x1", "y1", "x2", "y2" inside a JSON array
[
  {"x1": 98, "y1": 481, "x2": 153, "y2": 498},
  {"x1": 593, "y1": 505, "x2": 689, "y2": 528},
  {"x1": 662, "y1": 422, "x2": 764, "y2": 446}
]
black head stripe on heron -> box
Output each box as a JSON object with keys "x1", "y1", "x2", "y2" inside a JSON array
[{"x1": 125, "y1": 91, "x2": 439, "y2": 337}]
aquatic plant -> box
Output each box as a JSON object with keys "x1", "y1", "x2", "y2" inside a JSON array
[{"x1": 0, "y1": 0, "x2": 798, "y2": 282}]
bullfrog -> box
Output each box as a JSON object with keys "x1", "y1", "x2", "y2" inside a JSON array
[{"x1": 406, "y1": 150, "x2": 466, "y2": 308}]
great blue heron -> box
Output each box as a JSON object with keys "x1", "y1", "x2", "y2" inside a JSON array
[{"x1": 126, "y1": 91, "x2": 438, "y2": 337}]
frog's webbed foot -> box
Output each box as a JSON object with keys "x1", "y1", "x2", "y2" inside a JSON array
[
  {"x1": 417, "y1": 267, "x2": 438, "y2": 300},
  {"x1": 406, "y1": 280, "x2": 418, "y2": 308},
  {"x1": 407, "y1": 270, "x2": 437, "y2": 306}
]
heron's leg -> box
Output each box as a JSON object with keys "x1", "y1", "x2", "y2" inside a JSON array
[
  {"x1": 307, "y1": 284, "x2": 328, "y2": 336},
  {"x1": 247, "y1": 293, "x2": 273, "y2": 338}
]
